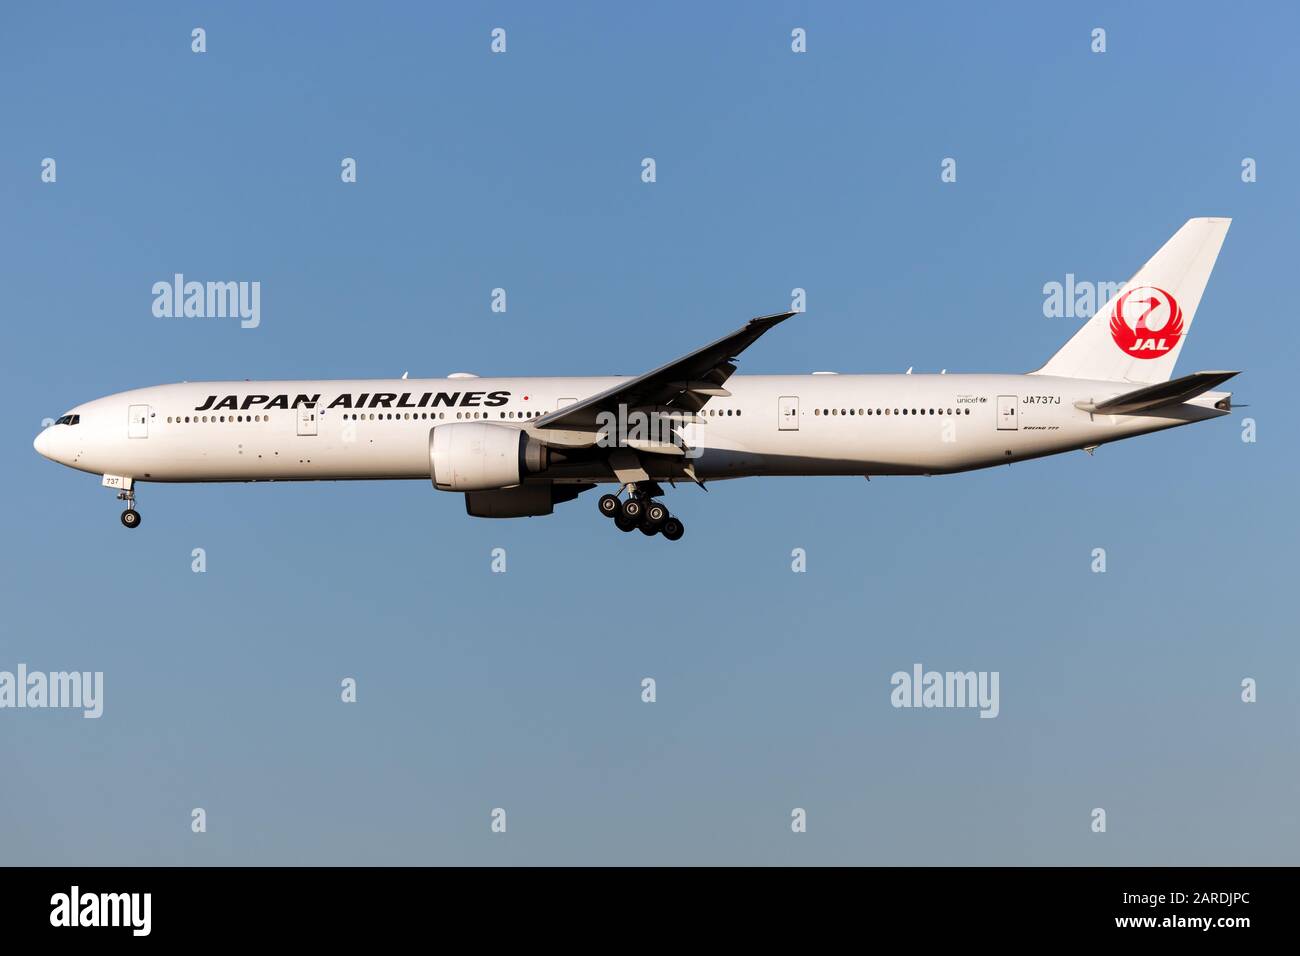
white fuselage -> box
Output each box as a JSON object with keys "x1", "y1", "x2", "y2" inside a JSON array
[{"x1": 34, "y1": 372, "x2": 1229, "y2": 486}]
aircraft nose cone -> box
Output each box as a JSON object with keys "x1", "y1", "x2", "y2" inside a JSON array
[{"x1": 34, "y1": 427, "x2": 52, "y2": 459}]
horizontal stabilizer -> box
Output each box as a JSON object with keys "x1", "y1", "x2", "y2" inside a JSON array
[{"x1": 1074, "y1": 370, "x2": 1238, "y2": 415}]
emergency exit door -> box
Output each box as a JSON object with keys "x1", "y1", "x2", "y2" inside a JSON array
[
  {"x1": 996, "y1": 395, "x2": 1019, "y2": 430},
  {"x1": 297, "y1": 406, "x2": 318, "y2": 436},
  {"x1": 778, "y1": 396, "x2": 799, "y2": 430},
  {"x1": 127, "y1": 405, "x2": 149, "y2": 438}
]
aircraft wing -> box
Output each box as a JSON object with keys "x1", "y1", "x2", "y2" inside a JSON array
[
  {"x1": 1074, "y1": 370, "x2": 1239, "y2": 415},
  {"x1": 532, "y1": 311, "x2": 797, "y2": 430}
]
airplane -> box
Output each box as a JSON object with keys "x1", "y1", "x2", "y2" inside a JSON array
[{"x1": 34, "y1": 218, "x2": 1236, "y2": 541}]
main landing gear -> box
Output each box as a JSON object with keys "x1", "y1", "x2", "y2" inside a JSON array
[
  {"x1": 117, "y1": 487, "x2": 141, "y2": 529},
  {"x1": 597, "y1": 486, "x2": 684, "y2": 541}
]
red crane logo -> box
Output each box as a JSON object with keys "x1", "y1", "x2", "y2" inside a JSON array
[{"x1": 1109, "y1": 286, "x2": 1183, "y2": 359}]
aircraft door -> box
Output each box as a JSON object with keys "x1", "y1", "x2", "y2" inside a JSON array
[
  {"x1": 127, "y1": 405, "x2": 149, "y2": 439},
  {"x1": 996, "y1": 395, "x2": 1019, "y2": 430},
  {"x1": 297, "y1": 406, "x2": 318, "y2": 436},
  {"x1": 778, "y1": 395, "x2": 799, "y2": 430}
]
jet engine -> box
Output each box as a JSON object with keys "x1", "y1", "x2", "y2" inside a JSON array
[
  {"x1": 465, "y1": 482, "x2": 596, "y2": 518},
  {"x1": 429, "y1": 422, "x2": 549, "y2": 492}
]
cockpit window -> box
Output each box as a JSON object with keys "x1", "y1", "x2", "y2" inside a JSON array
[{"x1": 53, "y1": 414, "x2": 80, "y2": 425}]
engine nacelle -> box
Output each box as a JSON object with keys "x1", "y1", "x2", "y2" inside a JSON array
[
  {"x1": 429, "y1": 422, "x2": 548, "y2": 492},
  {"x1": 466, "y1": 482, "x2": 596, "y2": 518},
  {"x1": 465, "y1": 485, "x2": 553, "y2": 517}
]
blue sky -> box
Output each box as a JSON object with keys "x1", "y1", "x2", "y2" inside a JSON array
[{"x1": 1, "y1": 1, "x2": 1296, "y2": 864}]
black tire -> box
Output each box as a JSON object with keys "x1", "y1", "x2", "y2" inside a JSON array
[
  {"x1": 639, "y1": 522, "x2": 659, "y2": 536},
  {"x1": 614, "y1": 514, "x2": 637, "y2": 533},
  {"x1": 598, "y1": 493, "x2": 621, "y2": 517},
  {"x1": 120, "y1": 509, "x2": 141, "y2": 529},
  {"x1": 645, "y1": 501, "x2": 669, "y2": 525},
  {"x1": 661, "y1": 517, "x2": 684, "y2": 541},
  {"x1": 620, "y1": 497, "x2": 643, "y2": 521}
]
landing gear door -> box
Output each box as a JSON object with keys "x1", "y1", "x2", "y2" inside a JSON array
[
  {"x1": 297, "y1": 406, "x2": 318, "y2": 436},
  {"x1": 778, "y1": 395, "x2": 799, "y2": 431},
  {"x1": 127, "y1": 404, "x2": 149, "y2": 438},
  {"x1": 996, "y1": 395, "x2": 1019, "y2": 431}
]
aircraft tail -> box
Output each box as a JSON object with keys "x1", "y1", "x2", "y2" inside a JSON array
[{"x1": 1032, "y1": 218, "x2": 1230, "y2": 384}]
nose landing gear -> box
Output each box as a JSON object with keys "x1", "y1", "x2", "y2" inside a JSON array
[
  {"x1": 116, "y1": 488, "x2": 141, "y2": 529},
  {"x1": 597, "y1": 484, "x2": 685, "y2": 541}
]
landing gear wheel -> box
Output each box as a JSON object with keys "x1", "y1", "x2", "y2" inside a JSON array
[
  {"x1": 620, "y1": 497, "x2": 643, "y2": 522},
  {"x1": 614, "y1": 514, "x2": 638, "y2": 533},
  {"x1": 115, "y1": 487, "x2": 140, "y2": 529},
  {"x1": 639, "y1": 522, "x2": 659, "y2": 536},
  {"x1": 598, "y1": 493, "x2": 622, "y2": 518},
  {"x1": 645, "y1": 501, "x2": 669, "y2": 526},
  {"x1": 661, "y1": 517, "x2": 684, "y2": 541}
]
